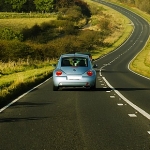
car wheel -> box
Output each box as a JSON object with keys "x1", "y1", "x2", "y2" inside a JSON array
[
  {"x1": 90, "y1": 82, "x2": 96, "y2": 90},
  {"x1": 53, "y1": 84, "x2": 59, "y2": 91}
]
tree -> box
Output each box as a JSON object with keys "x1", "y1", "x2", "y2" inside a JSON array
[
  {"x1": 34, "y1": 0, "x2": 54, "y2": 12},
  {"x1": 74, "y1": 0, "x2": 91, "y2": 17},
  {"x1": 22, "y1": 0, "x2": 36, "y2": 12},
  {"x1": 54, "y1": 0, "x2": 74, "y2": 9},
  {"x1": 5, "y1": 0, "x2": 27, "y2": 12}
]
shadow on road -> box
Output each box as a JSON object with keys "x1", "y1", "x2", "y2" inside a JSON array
[
  {"x1": 0, "y1": 116, "x2": 49, "y2": 123},
  {"x1": 11, "y1": 101, "x2": 53, "y2": 108},
  {"x1": 59, "y1": 87, "x2": 150, "y2": 91}
]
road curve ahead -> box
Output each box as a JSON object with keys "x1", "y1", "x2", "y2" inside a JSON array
[
  {"x1": 0, "y1": 1, "x2": 150, "y2": 150},
  {"x1": 97, "y1": 0, "x2": 150, "y2": 115}
]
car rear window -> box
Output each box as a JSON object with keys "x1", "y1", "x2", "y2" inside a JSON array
[{"x1": 61, "y1": 57, "x2": 88, "y2": 67}]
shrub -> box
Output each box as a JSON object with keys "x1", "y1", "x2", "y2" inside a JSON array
[
  {"x1": 75, "y1": 0, "x2": 91, "y2": 17},
  {"x1": 61, "y1": 6, "x2": 83, "y2": 22},
  {"x1": 78, "y1": 30, "x2": 103, "y2": 50},
  {"x1": 21, "y1": 24, "x2": 42, "y2": 41},
  {"x1": 0, "y1": 40, "x2": 32, "y2": 62},
  {"x1": 22, "y1": 19, "x2": 78, "y2": 43},
  {"x1": 0, "y1": 28, "x2": 23, "y2": 41}
]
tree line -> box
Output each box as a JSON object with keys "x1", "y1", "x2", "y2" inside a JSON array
[{"x1": 0, "y1": 0, "x2": 91, "y2": 16}]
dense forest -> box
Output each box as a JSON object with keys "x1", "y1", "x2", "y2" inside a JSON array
[{"x1": 117, "y1": 0, "x2": 150, "y2": 14}]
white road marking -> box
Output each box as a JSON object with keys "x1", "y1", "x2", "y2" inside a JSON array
[
  {"x1": 110, "y1": 96, "x2": 115, "y2": 98},
  {"x1": 0, "y1": 78, "x2": 51, "y2": 113},
  {"x1": 103, "y1": 77, "x2": 150, "y2": 120},
  {"x1": 106, "y1": 91, "x2": 111, "y2": 92},
  {"x1": 117, "y1": 103, "x2": 124, "y2": 106},
  {"x1": 128, "y1": 114, "x2": 137, "y2": 117}
]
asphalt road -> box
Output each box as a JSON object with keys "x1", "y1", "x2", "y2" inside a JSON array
[{"x1": 0, "y1": 1, "x2": 150, "y2": 150}]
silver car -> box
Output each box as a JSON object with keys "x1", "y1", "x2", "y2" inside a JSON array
[{"x1": 52, "y1": 53, "x2": 97, "y2": 91}]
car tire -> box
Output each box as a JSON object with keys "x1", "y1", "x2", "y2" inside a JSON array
[
  {"x1": 90, "y1": 82, "x2": 96, "y2": 90},
  {"x1": 53, "y1": 84, "x2": 58, "y2": 91}
]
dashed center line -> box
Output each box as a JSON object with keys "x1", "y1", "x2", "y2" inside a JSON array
[
  {"x1": 117, "y1": 103, "x2": 124, "y2": 106},
  {"x1": 128, "y1": 114, "x2": 137, "y2": 117},
  {"x1": 102, "y1": 77, "x2": 150, "y2": 120},
  {"x1": 106, "y1": 91, "x2": 111, "y2": 92},
  {"x1": 110, "y1": 96, "x2": 115, "y2": 98}
]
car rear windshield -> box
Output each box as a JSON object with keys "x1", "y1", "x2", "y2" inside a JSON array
[{"x1": 61, "y1": 57, "x2": 88, "y2": 67}]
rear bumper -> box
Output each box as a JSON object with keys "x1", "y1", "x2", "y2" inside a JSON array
[{"x1": 53, "y1": 76, "x2": 96, "y2": 87}]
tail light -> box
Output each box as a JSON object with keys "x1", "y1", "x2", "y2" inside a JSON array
[
  {"x1": 87, "y1": 71, "x2": 93, "y2": 76},
  {"x1": 56, "y1": 71, "x2": 62, "y2": 76}
]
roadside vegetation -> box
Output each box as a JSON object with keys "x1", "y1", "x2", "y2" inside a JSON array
[
  {"x1": 107, "y1": 0, "x2": 150, "y2": 78},
  {"x1": 0, "y1": 0, "x2": 133, "y2": 104}
]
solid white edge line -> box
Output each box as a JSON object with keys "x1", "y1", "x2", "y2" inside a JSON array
[
  {"x1": 0, "y1": 78, "x2": 51, "y2": 113},
  {"x1": 102, "y1": 77, "x2": 150, "y2": 120}
]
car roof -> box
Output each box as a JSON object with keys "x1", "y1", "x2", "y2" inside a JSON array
[
  {"x1": 75, "y1": 52, "x2": 91, "y2": 56},
  {"x1": 61, "y1": 53, "x2": 89, "y2": 58}
]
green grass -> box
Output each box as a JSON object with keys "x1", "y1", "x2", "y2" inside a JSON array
[
  {"x1": 0, "y1": 66, "x2": 54, "y2": 101},
  {"x1": 0, "y1": 12, "x2": 56, "y2": 17},
  {"x1": 0, "y1": 12, "x2": 57, "y2": 32},
  {"x1": 0, "y1": 18, "x2": 56, "y2": 31},
  {"x1": 0, "y1": 58, "x2": 57, "y2": 102},
  {"x1": 130, "y1": 41, "x2": 150, "y2": 78},
  {"x1": 0, "y1": 66, "x2": 54, "y2": 87}
]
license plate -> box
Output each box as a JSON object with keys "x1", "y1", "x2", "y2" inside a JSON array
[{"x1": 67, "y1": 76, "x2": 82, "y2": 80}]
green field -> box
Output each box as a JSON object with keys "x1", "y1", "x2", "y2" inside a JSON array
[{"x1": 0, "y1": 18, "x2": 55, "y2": 31}]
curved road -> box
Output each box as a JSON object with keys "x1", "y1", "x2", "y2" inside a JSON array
[
  {"x1": 0, "y1": 1, "x2": 150, "y2": 150},
  {"x1": 97, "y1": 0, "x2": 150, "y2": 115}
]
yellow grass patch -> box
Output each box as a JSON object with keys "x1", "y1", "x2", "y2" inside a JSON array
[
  {"x1": 130, "y1": 42, "x2": 150, "y2": 78},
  {"x1": 0, "y1": 18, "x2": 56, "y2": 31},
  {"x1": 0, "y1": 66, "x2": 54, "y2": 99},
  {"x1": 0, "y1": 66, "x2": 54, "y2": 87}
]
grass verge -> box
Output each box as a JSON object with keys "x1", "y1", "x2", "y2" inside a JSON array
[{"x1": 0, "y1": 66, "x2": 54, "y2": 106}]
